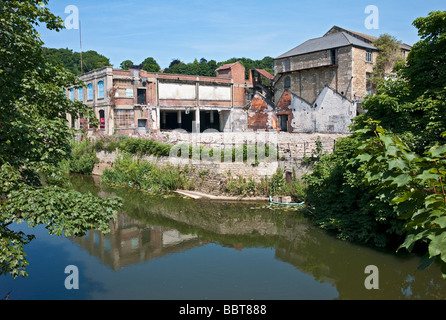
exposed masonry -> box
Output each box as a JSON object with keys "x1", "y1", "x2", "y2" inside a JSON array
[
  {"x1": 248, "y1": 87, "x2": 355, "y2": 134},
  {"x1": 67, "y1": 26, "x2": 410, "y2": 138},
  {"x1": 92, "y1": 131, "x2": 348, "y2": 180}
]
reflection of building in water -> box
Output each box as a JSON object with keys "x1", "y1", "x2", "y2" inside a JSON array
[{"x1": 70, "y1": 213, "x2": 206, "y2": 271}]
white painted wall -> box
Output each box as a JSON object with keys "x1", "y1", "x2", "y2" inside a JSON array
[
  {"x1": 159, "y1": 83, "x2": 196, "y2": 100},
  {"x1": 290, "y1": 86, "x2": 356, "y2": 133},
  {"x1": 199, "y1": 85, "x2": 231, "y2": 101}
]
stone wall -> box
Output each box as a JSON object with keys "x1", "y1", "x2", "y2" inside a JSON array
[{"x1": 92, "y1": 131, "x2": 348, "y2": 180}]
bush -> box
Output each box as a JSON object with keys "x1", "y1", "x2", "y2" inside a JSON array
[
  {"x1": 67, "y1": 138, "x2": 98, "y2": 174},
  {"x1": 101, "y1": 153, "x2": 187, "y2": 192}
]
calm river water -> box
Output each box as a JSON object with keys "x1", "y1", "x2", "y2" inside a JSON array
[{"x1": 1, "y1": 174, "x2": 446, "y2": 300}]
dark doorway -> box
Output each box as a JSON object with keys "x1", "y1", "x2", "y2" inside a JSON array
[
  {"x1": 161, "y1": 110, "x2": 195, "y2": 132},
  {"x1": 137, "y1": 89, "x2": 146, "y2": 105},
  {"x1": 278, "y1": 115, "x2": 288, "y2": 132},
  {"x1": 200, "y1": 110, "x2": 220, "y2": 132}
]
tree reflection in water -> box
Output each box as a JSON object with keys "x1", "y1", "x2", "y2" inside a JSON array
[{"x1": 69, "y1": 174, "x2": 446, "y2": 300}]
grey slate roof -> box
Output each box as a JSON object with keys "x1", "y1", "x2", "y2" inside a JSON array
[{"x1": 275, "y1": 32, "x2": 378, "y2": 60}]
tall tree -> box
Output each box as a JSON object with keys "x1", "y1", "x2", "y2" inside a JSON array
[
  {"x1": 141, "y1": 57, "x2": 160, "y2": 72},
  {"x1": 0, "y1": 0, "x2": 121, "y2": 278},
  {"x1": 402, "y1": 10, "x2": 446, "y2": 97},
  {"x1": 371, "y1": 34, "x2": 404, "y2": 84},
  {"x1": 43, "y1": 47, "x2": 111, "y2": 75},
  {"x1": 120, "y1": 59, "x2": 134, "y2": 70}
]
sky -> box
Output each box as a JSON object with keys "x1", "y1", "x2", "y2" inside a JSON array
[{"x1": 38, "y1": 0, "x2": 446, "y2": 69}]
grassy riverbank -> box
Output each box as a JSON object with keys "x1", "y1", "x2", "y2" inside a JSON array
[
  {"x1": 101, "y1": 151, "x2": 306, "y2": 201},
  {"x1": 60, "y1": 136, "x2": 307, "y2": 201}
]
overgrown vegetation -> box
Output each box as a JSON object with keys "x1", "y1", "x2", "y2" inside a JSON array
[
  {"x1": 102, "y1": 153, "x2": 189, "y2": 192},
  {"x1": 303, "y1": 11, "x2": 446, "y2": 275},
  {"x1": 0, "y1": 1, "x2": 121, "y2": 278}
]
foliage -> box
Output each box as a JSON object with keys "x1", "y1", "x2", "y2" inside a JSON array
[
  {"x1": 303, "y1": 11, "x2": 446, "y2": 272},
  {"x1": 371, "y1": 34, "x2": 405, "y2": 87},
  {"x1": 43, "y1": 47, "x2": 111, "y2": 75},
  {"x1": 141, "y1": 57, "x2": 161, "y2": 72},
  {"x1": 102, "y1": 153, "x2": 187, "y2": 192},
  {"x1": 303, "y1": 135, "x2": 404, "y2": 247},
  {"x1": 93, "y1": 136, "x2": 172, "y2": 157},
  {"x1": 163, "y1": 56, "x2": 274, "y2": 79},
  {"x1": 402, "y1": 10, "x2": 446, "y2": 97},
  {"x1": 164, "y1": 58, "x2": 218, "y2": 77},
  {"x1": 120, "y1": 59, "x2": 134, "y2": 70},
  {"x1": 354, "y1": 121, "x2": 446, "y2": 275},
  {"x1": 0, "y1": 0, "x2": 121, "y2": 278},
  {"x1": 66, "y1": 138, "x2": 98, "y2": 174}
]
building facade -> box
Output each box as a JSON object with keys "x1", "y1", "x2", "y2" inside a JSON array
[
  {"x1": 248, "y1": 26, "x2": 411, "y2": 134},
  {"x1": 67, "y1": 62, "x2": 251, "y2": 136}
]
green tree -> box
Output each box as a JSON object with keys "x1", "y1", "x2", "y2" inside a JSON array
[
  {"x1": 43, "y1": 47, "x2": 111, "y2": 75},
  {"x1": 120, "y1": 59, "x2": 134, "y2": 70},
  {"x1": 0, "y1": 0, "x2": 121, "y2": 278},
  {"x1": 371, "y1": 34, "x2": 405, "y2": 87},
  {"x1": 402, "y1": 10, "x2": 446, "y2": 97},
  {"x1": 141, "y1": 57, "x2": 160, "y2": 72},
  {"x1": 304, "y1": 11, "x2": 446, "y2": 255}
]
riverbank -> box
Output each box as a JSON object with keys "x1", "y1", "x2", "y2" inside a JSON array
[{"x1": 93, "y1": 149, "x2": 308, "y2": 203}]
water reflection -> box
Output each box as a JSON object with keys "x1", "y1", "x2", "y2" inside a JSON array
[{"x1": 69, "y1": 174, "x2": 446, "y2": 300}]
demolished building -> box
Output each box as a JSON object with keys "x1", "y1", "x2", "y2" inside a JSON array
[
  {"x1": 67, "y1": 26, "x2": 410, "y2": 136},
  {"x1": 67, "y1": 62, "x2": 252, "y2": 136},
  {"x1": 247, "y1": 26, "x2": 410, "y2": 134}
]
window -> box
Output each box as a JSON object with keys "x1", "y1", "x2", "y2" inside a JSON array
[
  {"x1": 98, "y1": 81, "x2": 104, "y2": 99},
  {"x1": 137, "y1": 88, "x2": 146, "y2": 104},
  {"x1": 87, "y1": 83, "x2": 93, "y2": 100},
  {"x1": 69, "y1": 88, "x2": 74, "y2": 100},
  {"x1": 282, "y1": 59, "x2": 290, "y2": 72},
  {"x1": 284, "y1": 77, "x2": 291, "y2": 90},
  {"x1": 330, "y1": 49, "x2": 338, "y2": 65},
  {"x1": 115, "y1": 109, "x2": 135, "y2": 128},
  {"x1": 99, "y1": 110, "x2": 105, "y2": 130},
  {"x1": 78, "y1": 87, "x2": 83, "y2": 101},
  {"x1": 366, "y1": 50, "x2": 373, "y2": 62}
]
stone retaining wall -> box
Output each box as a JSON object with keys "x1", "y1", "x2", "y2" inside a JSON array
[{"x1": 92, "y1": 132, "x2": 349, "y2": 180}]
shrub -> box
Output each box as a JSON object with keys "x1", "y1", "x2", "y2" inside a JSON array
[{"x1": 68, "y1": 138, "x2": 98, "y2": 174}]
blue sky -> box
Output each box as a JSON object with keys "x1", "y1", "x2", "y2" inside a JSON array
[{"x1": 38, "y1": 0, "x2": 445, "y2": 69}]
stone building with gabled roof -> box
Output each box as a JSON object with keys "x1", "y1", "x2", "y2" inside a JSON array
[
  {"x1": 247, "y1": 26, "x2": 410, "y2": 133},
  {"x1": 274, "y1": 30, "x2": 379, "y2": 104}
]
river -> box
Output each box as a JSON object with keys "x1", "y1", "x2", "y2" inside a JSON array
[{"x1": 1, "y1": 174, "x2": 445, "y2": 300}]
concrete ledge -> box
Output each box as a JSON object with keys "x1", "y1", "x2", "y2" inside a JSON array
[{"x1": 175, "y1": 190, "x2": 268, "y2": 202}]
